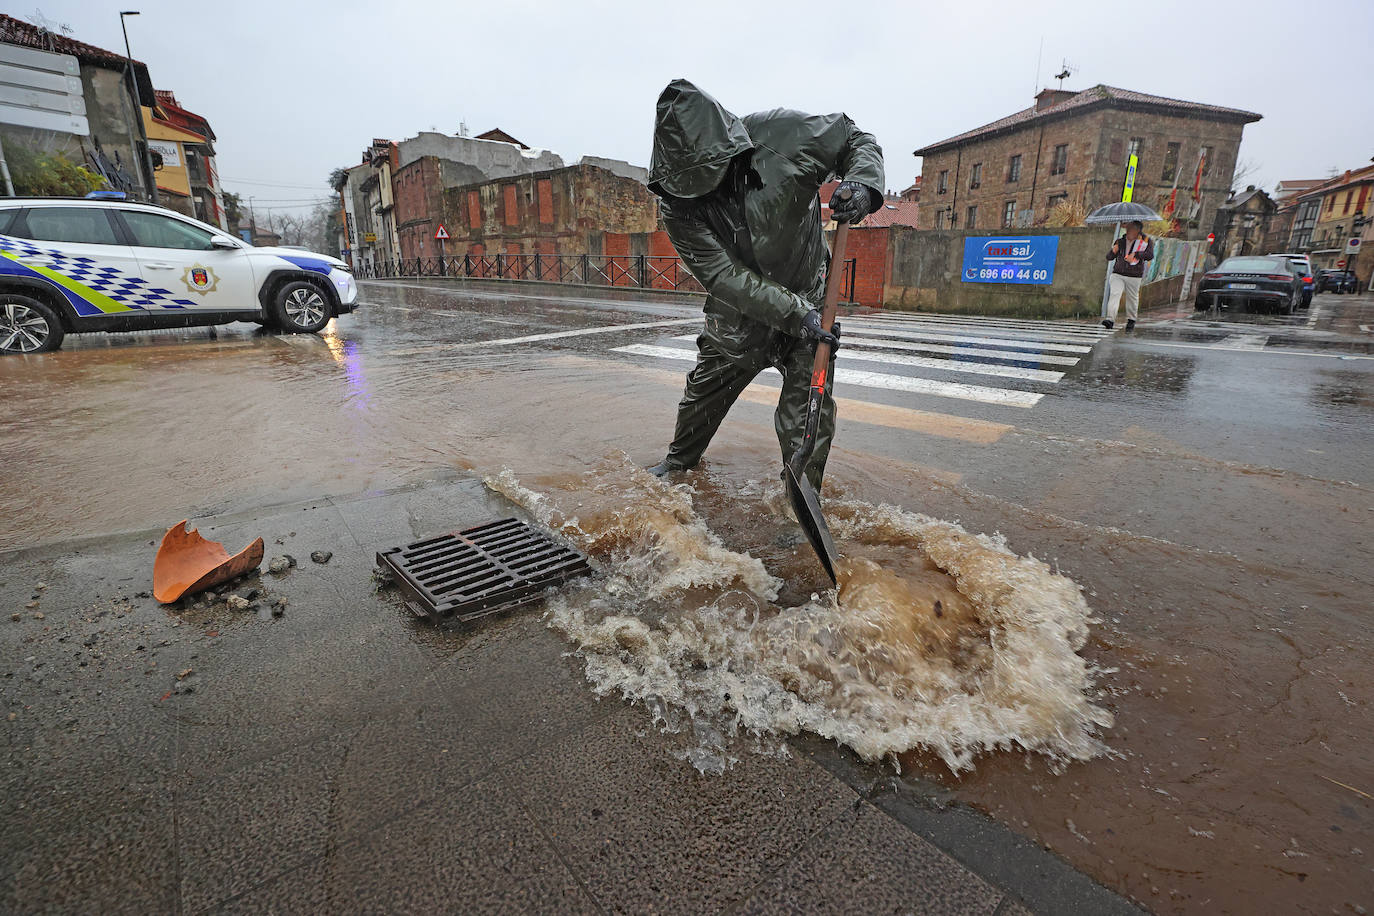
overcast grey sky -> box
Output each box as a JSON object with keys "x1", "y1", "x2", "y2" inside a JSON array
[{"x1": 39, "y1": 0, "x2": 1374, "y2": 214}]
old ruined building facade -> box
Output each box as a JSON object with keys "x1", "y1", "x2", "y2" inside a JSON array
[
  {"x1": 430, "y1": 163, "x2": 660, "y2": 262},
  {"x1": 914, "y1": 85, "x2": 1260, "y2": 237}
]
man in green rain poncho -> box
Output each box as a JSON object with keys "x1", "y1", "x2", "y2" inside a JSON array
[{"x1": 644, "y1": 79, "x2": 884, "y2": 491}]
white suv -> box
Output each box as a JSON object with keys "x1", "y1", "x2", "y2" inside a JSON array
[{"x1": 0, "y1": 197, "x2": 358, "y2": 354}]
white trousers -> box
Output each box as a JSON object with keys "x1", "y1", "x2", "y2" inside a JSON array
[{"x1": 1104, "y1": 273, "x2": 1141, "y2": 321}]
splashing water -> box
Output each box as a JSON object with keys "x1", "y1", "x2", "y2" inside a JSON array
[{"x1": 485, "y1": 456, "x2": 1113, "y2": 774}]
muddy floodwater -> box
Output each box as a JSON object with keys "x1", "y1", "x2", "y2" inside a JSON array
[{"x1": 2, "y1": 284, "x2": 1371, "y2": 914}]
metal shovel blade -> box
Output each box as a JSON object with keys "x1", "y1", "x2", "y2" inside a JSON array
[{"x1": 783, "y1": 463, "x2": 838, "y2": 585}]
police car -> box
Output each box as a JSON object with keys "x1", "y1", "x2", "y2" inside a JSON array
[{"x1": 0, "y1": 196, "x2": 358, "y2": 354}]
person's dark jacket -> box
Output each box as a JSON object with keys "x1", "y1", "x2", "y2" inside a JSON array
[
  {"x1": 647, "y1": 80, "x2": 884, "y2": 364},
  {"x1": 1107, "y1": 234, "x2": 1154, "y2": 278}
]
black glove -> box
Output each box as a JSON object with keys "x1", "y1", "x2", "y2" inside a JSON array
[
  {"x1": 829, "y1": 181, "x2": 873, "y2": 223},
  {"x1": 800, "y1": 309, "x2": 841, "y2": 351}
]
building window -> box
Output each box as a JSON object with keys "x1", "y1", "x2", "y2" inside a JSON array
[
  {"x1": 1127, "y1": 137, "x2": 1143, "y2": 159},
  {"x1": 1162, "y1": 142, "x2": 1180, "y2": 182},
  {"x1": 1201, "y1": 146, "x2": 1213, "y2": 177},
  {"x1": 503, "y1": 185, "x2": 519, "y2": 226},
  {"x1": 1050, "y1": 144, "x2": 1068, "y2": 176},
  {"x1": 1047, "y1": 192, "x2": 1068, "y2": 212},
  {"x1": 937, "y1": 170, "x2": 949, "y2": 194},
  {"x1": 1007, "y1": 155, "x2": 1022, "y2": 183},
  {"x1": 1109, "y1": 139, "x2": 1123, "y2": 165},
  {"x1": 1343, "y1": 190, "x2": 1354, "y2": 214},
  {"x1": 1002, "y1": 200, "x2": 1016, "y2": 227},
  {"x1": 969, "y1": 163, "x2": 982, "y2": 189},
  {"x1": 1327, "y1": 195, "x2": 1336, "y2": 213},
  {"x1": 966, "y1": 205, "x2": 977, "y2": 228}
]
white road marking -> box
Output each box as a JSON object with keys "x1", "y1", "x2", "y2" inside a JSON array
[
  {"x1": 843, "y1": 325, "x2": 1095, "y2": 353},
  {"x1": 1215, "y1": 334, "x2": 1270, "y2": 351},
  {"x1": 673, "y1": 334, "x2": 1082, "y2": 367},
  {"x1": 453, "y1": 318, "x2": 701, "y2": 348},
  {"x1": 1133, "y1": 340, "x2": 1374, "y2": 360},
  {"x1": 613, "y1": 344, "x2": 1044, "y2": 407},
  {"x1": 856, "y1": 314, "x2": 1108, "y2": 337},
  {"x1": 663, "y1": 335, "x2": 1062, "y2": 381}
]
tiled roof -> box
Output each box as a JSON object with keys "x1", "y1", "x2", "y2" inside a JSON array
[
  {"x1": 0, "y1": 14, "x2": 155, "y2": 101},
  {"x1": 1, "y1": 13, "x2": 140, "y2": 69},
  {"x1": 154, "y1": 89, "x2": 215, "y2": 142},
  {"x1": 860, "y1": 200, "x2": 920, "y2": 228},
  {"x1": 915, "y1": 85, "x2": 1262, "y2": 156}
]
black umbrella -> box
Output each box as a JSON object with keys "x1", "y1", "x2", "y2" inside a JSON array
[
  {"x1": 1084, "y1": 201, "x2": 1163, "y2": 224},
  {"x1": 1087, "y1": 201, "x2": 1163, "y2": 322}
]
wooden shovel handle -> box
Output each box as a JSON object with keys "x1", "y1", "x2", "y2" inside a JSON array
[{"x1": 810, "y1": 197, "x2": 852, "y2": 387}]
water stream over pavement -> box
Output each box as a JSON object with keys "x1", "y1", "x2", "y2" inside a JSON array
[{"x1": 2, "y1": 288, "x2": 1370, "y2": 914}]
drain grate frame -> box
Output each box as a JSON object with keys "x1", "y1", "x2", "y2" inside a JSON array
[{"x1": 376, "y1": 517, "x2": 591, "y2": 625}]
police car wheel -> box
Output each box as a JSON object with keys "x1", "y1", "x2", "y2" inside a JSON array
[
  {"x1": 272, "y1": 281, "x2": 332, "y2": 334},
  {"x1": 0, "y1": 295, "x2": 64, "y2": 354}
]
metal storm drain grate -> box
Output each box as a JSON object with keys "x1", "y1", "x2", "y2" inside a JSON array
[{"x1": 376, "y1": 518, "x2": 591, "y2": 625}]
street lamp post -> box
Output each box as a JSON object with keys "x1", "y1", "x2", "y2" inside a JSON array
[{"x1": 119, "y1": 11, "x2": 159, "y2": 205}]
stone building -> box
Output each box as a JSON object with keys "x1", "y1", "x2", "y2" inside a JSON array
[
  {"x1": 436, "y1": 163, "x2": 659, "y2": 260},
  {"x1": 914, "y1": 85, "x2": 1260, "y2": 236},
  {"x1": 1210, "y1": 186, "x2": 1276, "y2": 259}
]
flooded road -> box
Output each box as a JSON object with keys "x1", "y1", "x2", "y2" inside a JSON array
[{"x1": 2, "y1": 280, "x2": 1371, "y2": 913}]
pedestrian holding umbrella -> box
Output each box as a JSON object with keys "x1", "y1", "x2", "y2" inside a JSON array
[{"x1": 1086, "y1": 202, "x2": 1162, "y2": 329}]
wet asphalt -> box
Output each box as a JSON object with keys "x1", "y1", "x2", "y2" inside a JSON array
[{"x1": 2, "y1": 279, "x2": 1371, "y2": 914}]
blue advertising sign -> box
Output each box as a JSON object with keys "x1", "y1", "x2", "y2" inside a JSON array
[{"x1": 961, "y1": 236, "x2": 1060, "y2": 285}]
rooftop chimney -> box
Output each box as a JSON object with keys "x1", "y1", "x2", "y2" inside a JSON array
[{"x1": 1035, "y1": 88, "x2": 1076, "y2": 111}]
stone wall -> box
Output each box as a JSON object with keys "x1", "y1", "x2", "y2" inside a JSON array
[{"x1": 882, "y1": 226, "x2": 1117, "y2": 318}]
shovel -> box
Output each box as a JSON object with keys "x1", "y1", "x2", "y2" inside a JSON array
[{"x1": 784, "y1": 195, "x2": 853, "y2": 585}]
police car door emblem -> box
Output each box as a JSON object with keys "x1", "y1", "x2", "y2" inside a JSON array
[{"x1": 182, "y1": 264, "x2": 219, "y2": 294}]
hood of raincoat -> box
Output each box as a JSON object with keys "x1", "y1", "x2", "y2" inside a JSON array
[{"x1": 647, "y1": 79, "x2": 754, "y2": 200}]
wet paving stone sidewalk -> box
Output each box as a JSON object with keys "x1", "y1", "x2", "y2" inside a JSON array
[{"x1": 1, "y1": 477, "x2": 1136, "y2": 915}]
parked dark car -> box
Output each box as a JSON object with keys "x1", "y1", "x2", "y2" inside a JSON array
[
  {"x1": 1316, "y1": 269, "x2": 1358, "y2": 294},
  {"x1": 1269, "y1": 253, "x2": 1315, "y2": 307},
  {"x1": 1195, "y1": 256, "x2": 1304, "y2": 314}
]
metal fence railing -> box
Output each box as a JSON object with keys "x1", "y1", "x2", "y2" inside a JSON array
[{"x1": 355, "y1": 252, "x2": 858, "y2": 301}]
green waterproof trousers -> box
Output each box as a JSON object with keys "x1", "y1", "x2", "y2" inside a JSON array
[{"x1": 662, "y1": 332, "x2": 836, "y2": 491}]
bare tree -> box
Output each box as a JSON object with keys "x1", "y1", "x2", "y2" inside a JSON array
[
  {"x1": 273, "y1": 203, "x2": 335, "y2": 253},
  {"x1": 1230, "y1": 157, "x2": 1261, "y2": 193}
]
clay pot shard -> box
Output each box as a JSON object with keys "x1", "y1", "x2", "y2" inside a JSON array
[{"x1": 153, "y1": 521, "x2": 265, "y2": 604}]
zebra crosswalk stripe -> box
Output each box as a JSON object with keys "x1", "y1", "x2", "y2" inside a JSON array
[
  {"x1": 612, "y1": 344, "x2": 1044, "y2": 408},
  {"x1": 843, "y1": 325, "x2": 1095, "y2": 353},
  {"x1": 856, "y1": 313, "x2": 1107, "y2": 337},
  {"x1": 664, "y1": 335, "x2": 1061, "y2": 381},
  {"x1": 670, "y1": 334, "x2": 1083, "y2": 367}
]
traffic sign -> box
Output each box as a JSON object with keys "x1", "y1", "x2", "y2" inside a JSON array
[
  {"x1": 1121, "y1": 154, "x2": 1138, "y2": 203},
  {"x1": 434, "y1": 224, "x2": 450, "y2": 241},
  {"x1": 1206, "y1": 232, "x2": 1215, "y2": 244},
  {"x1": 1337, "y1": 259, "x2": 1346, "y2": 269},
  {"x1": 1347, "y1": 237, "x2": 1361, "y2": 253}
]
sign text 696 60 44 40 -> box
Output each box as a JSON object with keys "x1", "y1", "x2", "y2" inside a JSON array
[{"x1": 961, "y1": 236, "x2": 1060, "y2": 285}]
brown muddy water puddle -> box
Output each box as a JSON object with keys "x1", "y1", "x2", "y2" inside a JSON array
[{"x1": 488, "y1": 456, "x2": 1372, "y2": 915}]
